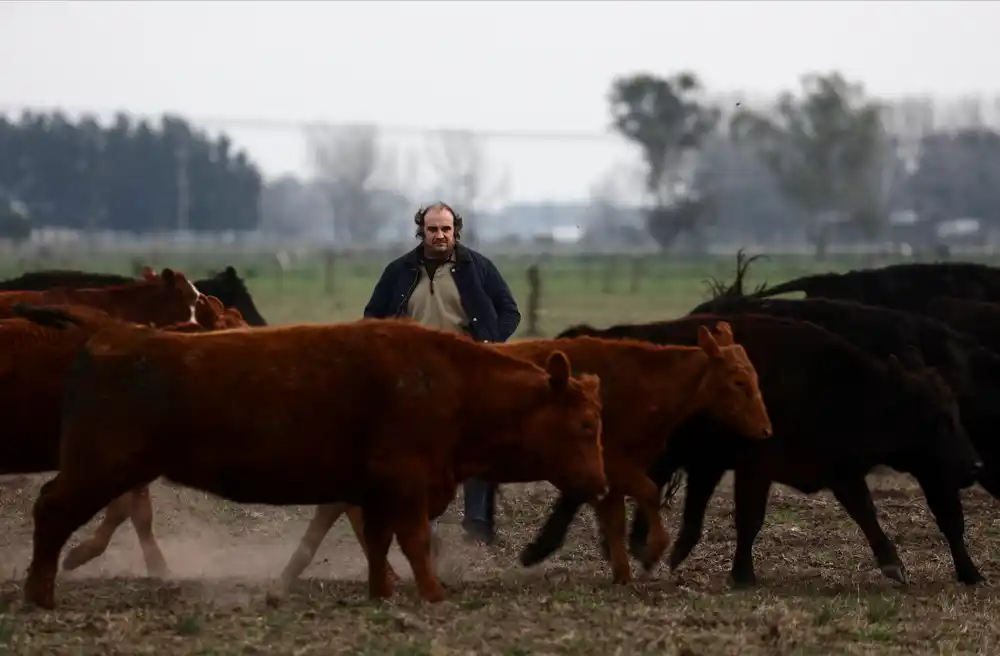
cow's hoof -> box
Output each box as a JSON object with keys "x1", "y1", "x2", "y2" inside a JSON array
[
  {"x1": 880, "y1": 564, "x2": 907, "y2": 585},
  {"x1": 959, "y1": 571, "x2": 986, "y2": 586},
  {"x1": 519, "y1": 544, "x2": 546, "y2": 567}
]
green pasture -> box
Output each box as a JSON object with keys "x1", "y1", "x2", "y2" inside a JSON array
[{"x1": 5, "y1": 251, "x2": 1000, "y2": 336}]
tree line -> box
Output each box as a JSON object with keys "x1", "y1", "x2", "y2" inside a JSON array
[
  {"x1": 607, "y1": 71, "x2": 1000, "y2": 254},
  {"x1": 0, "y1": 111, "x2": 262, "y2": 240},
  {"x1": 3, "y1": 72, "x2": 1000, "y2": 253}
]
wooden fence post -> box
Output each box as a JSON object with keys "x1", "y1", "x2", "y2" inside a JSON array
[
  {"x1": 525, "y1": 263, "x2": 542, "y2": 337},
  {"x1": 323, "y1": 249, "x2": 337, "y2": 296}
]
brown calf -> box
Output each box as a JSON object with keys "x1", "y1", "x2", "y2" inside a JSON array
[
  {"x1": 277, "y1": 322, "x2": 772, "y2": 587},
  {"x1": 0, "y1": 268, "x2": 201, "y2": 327},
  {"x1": 22, "y1": 318, "x2": 607, "y2": 609}
]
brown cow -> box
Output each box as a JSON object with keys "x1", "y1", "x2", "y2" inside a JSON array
[
  {"x1": 0, "y1": 268, "x2": 201, "y2": 327},
  {"x1": 0, "y1": 301, "x2": 250, "y2": 579},
  {"x1": 277, "y1": 322, "x2": 773, "y2": 588},
  {"x1": 21, "y1": 318, "x2": 608, "y2": 609}
]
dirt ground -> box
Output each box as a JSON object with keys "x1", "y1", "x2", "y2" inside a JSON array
[{"x1": 0, "y1": 473, "x2": 998, "y2": 655}]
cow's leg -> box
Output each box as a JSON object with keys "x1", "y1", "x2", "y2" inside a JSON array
[
  {"x1": 392, "y1": 502, "x2": 445, "y2": 602},
  {"x1": 61, "y1": 485, "x2": 168, "y2": 578},
  {"x1": 341, "y1": 506, "x2": 402, "y2": 581},
  {"x1": 61, "y1": 491, "x2": 132, "y2": 571},
  {"x1": 361, "y1": 503, "x2": 396, "y2": 601},
  {"x1": 279, "y1": 503, "x2": 345, "y2": 590},
  {"x1": 26, "y1": 468, "x2": 155, "y2": 610},
  {"x1": 127, "y1": 485, "x2": 169, "y2": 578},
  {"x1": 669, "y1": 465, "x2": 728, "y2": 571},
  {"x1": 829, "y1": 477, "x2": 907, "y2": 584},
  {"x1": 519, "y1": 493, "x2": 586, "y2": 567},
  {"x1": 730, "y1": 469, "x2": 772, "y2": 588},
  {"x1": 628, "y1": 461, "x2": 686, "y2": 561},
  {"x1": 614, "y1": 471, "x2": 670, "y2": 573},
  {"x1": 593, "y1": 492, "x2": 632, "y2": 584},
  {"x1": 911, "y1": 471, "x2": 985, "y2": 585}
]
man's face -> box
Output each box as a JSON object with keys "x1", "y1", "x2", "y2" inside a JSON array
[{"x1": 423, "y1": 208, "x2": 456, "y2": 256}]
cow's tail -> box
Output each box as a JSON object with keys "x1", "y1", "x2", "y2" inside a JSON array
[
  {"x1": 751, "y1": 275, "x2": 824, "y2": 299},
  {"x1": 10, "y1": 303, "x2": 86, "y2": 330}
]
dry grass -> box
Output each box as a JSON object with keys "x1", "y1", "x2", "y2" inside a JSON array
[{"x1": 0, "y1": 473, "x2": 998, "y2": 654}]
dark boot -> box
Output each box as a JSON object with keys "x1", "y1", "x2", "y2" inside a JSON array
[{"x1": 462, "y1": 479, "x2": 498, "y2": 545}]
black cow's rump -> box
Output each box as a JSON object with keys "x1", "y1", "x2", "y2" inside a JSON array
[{"x1": 723, "y1": 261, "x2": 1000, "y2": 306}]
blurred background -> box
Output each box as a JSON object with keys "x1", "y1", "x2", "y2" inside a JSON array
[{"x1": 1, "y1": 0, "x2": 998, "y2": 332}]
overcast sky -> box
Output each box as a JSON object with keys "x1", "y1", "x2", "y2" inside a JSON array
[{"x1": 2, "y1": 0, "x2": 999, "y2": 204}]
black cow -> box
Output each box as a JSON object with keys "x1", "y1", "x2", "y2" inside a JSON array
[
  {"x1": 695, "y1": 255, "x2": 1000, "y2": 355},
  {"x1": 687, "y1": 295, "x2": 1000, "y2": 500},
  {"x1": 742, "y1": 261, "x2": 1000, "y2": 305},
  {"x1": 0, "y1": 266, "x2": 267, "y2": 326},
  {"x1": 520, "y1": 314, "x2": 985, "y2": 587}
]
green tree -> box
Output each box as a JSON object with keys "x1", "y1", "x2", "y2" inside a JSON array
[
  {"x1": 731, "y1": 72, "x2": 898, "y2": 255},
  {"x1": 608, "y1": 72, "x2": 720, "y2": 251},
  {"x1": 0, "y1": 109, "x2": 262, "y2": 234}
]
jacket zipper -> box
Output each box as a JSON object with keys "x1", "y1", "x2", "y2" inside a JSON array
[{"x1": 395, "y1": 268, "x2": 421, "y2": 316}]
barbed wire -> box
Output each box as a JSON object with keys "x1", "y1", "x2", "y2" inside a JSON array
[{"x1": 0, "y1": 101, "x2": 625, "y2": 145}]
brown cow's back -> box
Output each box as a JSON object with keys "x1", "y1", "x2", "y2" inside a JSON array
[{"x1": 59, "y1": 320, "x2": 602, "y2": 506}]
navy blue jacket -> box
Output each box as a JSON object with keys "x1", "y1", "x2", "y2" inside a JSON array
[{"x1": 363, "y1": 244, "x2": 521, "y2": 343}]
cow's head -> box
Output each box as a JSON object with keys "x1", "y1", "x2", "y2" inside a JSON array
[
  {"x1": 519, "y1": 351, "x2": 608, "y2": 502},
  {"x1": 694, "y1": 321, "x2": 773, "y2": 441},
  {"x1": 194, "y1": 294, "x2": 250, "y2": 330},
  {"x1": 111, "y1": 268, "x2": 202, "y2": 328},
  {"x1": 196, "y1": 266, "x2": 268, "y2": 326}
]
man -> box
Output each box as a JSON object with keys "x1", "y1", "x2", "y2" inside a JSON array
[{"x1": 363, "y1": 201, "x2": 521, "y2": 545}]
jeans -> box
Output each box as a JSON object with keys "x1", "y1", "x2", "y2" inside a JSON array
[{"x1": 462, "y1": 478, "x2": 498, "y2": 543}]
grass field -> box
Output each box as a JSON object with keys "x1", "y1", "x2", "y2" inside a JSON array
[{"x1": 1, "y1": 251, "x2": 1000, "y2": 654}]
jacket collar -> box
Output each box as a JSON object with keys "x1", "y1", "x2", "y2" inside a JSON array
[{"x1": 403, "y1": 243, "x2": 473, "y2": 266}]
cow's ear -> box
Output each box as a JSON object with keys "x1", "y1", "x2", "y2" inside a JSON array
[
  {"x1": 161, "y1": 268, "x2": 177, "y2": 288},
  {"x1": 698, "y1": 325, "x2": 722, "y2": 357},
  {"x1": 713, "y1": 321, "x2": 735, "y2": 346},
  {"x1": 546, "y1": 350, "x2": 572, "y2": 392}
]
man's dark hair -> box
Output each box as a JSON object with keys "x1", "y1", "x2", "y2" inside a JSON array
[{"x1": 415, "y1": 202, "x2": 463, "y2": 241}]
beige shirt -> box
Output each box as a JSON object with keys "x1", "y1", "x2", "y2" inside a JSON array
[{"x1": 406, "y1": 255, "x2": 471, "y2": 335}]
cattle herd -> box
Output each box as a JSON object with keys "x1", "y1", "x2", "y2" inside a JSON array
[{"x1": 1, "y1": 256, "x2": 1000, "y2": 613}]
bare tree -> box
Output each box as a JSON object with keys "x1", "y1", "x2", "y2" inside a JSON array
[
  {"x1": 426, "y1": 129, "x2": 509, "y2": 246},
  {"x1": 306, "y1": 124, "x2": 400, "y2": 245}
]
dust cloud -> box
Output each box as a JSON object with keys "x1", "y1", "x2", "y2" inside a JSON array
[{"x1": 0, "y1": 476, "x2": 496, "y2": 588}]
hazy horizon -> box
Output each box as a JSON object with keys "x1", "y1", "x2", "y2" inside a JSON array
[{"x1": 2, "y1": 0, "x2": 998, "y2": 205}]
